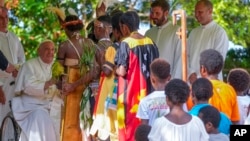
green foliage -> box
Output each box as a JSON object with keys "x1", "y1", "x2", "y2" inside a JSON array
[
  {"x1": 6, "y1": 0, "x2": 250, "y2": 76},
  {"x1": 223, "y1": 48, "x2": 250, "y2": 80},
  {"x1": 52, "y1": 60, "x2": 64, "y2": 80},
  {"x1": 79, "y1": 39, "x2": 96, "y2": 75},
  {"x1": 8, "y1": 0, "x2": 99, "y2": 60},
  {"x1": 213, "y1": 0, "x2": 250, "y2": 48},
  {"x1": 175, "y1": 0, "x2": 250, "y2": 47}
]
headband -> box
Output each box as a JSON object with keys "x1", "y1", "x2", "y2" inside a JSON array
[{"x1": 62, "y1": 20, "x2": 83, "y2": 28}]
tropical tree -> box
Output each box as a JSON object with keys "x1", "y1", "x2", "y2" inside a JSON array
[
  {"x1": 7, "y1": 0, "x2": 98, "y2": 59},
  {"x1": 177, "y1": 0, "x2": 250, "y2": 48},
  {"x1": 4, "y1": 0, "x2": 250, "y2": 62}
]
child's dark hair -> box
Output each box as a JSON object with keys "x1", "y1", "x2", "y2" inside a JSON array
[
  {"x1": 135, "y1": 124, "x2": 151, "y2": 141},
  {"x1": 228, "y1": 68, "x2": 250, "y2": 93},
  {"x1": 200, "y1": 49, "x2": 223, "y2": 75},
  {"x1": 64, "y1": 15, "x2": 83, "y2": 32},
  {"x1": 150, "y1": 58, "x2": 170, "y2": 83},
  {"x1": 165, "y1": 79, "x2": 190, "y2": 104},
  {"x1": 97, "y1": 15, "x2": 112, "y2": 26},
  {"x1": 111, "y1": 11, "x2": 123, "y2": 34},
  {"x1": 192, "y1": 78, "x2": 213, "y2": 101},
  {"x1": 199, "y1": 106, "x2": 221, "y2": 128}
]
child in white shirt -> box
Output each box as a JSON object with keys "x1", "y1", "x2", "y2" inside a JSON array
[
  {"x1": 227, "y1": 68, "x2": 250, "y2": 124},
  {"x1": 136, "y1": 58, "x2": 171, "y2": 126}
]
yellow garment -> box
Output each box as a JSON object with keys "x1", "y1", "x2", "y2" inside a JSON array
[
  {"x1": 61, "y1": 67, "x2": 84, "y2": 141},
  {"x1": 209, "y1": 79, "x2": 240, "y2": 122},
  {"x1": 90, "y1": 46, "x2": 118, "y2": 141}
]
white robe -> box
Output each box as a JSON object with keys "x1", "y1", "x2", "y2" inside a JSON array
[
  {"x1": 0, "y1": 31, "x2": 25, "y2": 125},
  {"x1": 188, "y1": 21, "x2": 229, "y2": 80},
  {"x1": 12, "y1": 57, "x2": 58, "y2": 141},
  {"x1": 145, "y1": 21, "x2": 182, "y2": 79},
  {"x1": 148, "y1": 116, "x2": 209, "y2": 141}
]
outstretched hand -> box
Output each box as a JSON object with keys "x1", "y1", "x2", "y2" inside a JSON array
[
  {"x1": 5, "y1": 63, "x2": 15, "y2": 73},
  {"x1": 12, "y1": 69, "x2": 18, "y2": 78},
  {"x1": 44, "y1": 78, "x2": 57, "y2": 90},
  {"x1": 63, "y1": 83, "x2": 76, "y2": 94}
]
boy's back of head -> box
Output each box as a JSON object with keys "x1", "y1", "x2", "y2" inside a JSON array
[
  {"x1": 198, "y1": 106, "x2": 221, "y2": 133},
  {"x1": 192, "y1": 78, "x2": 213, "y2": 101},
  {"x1": 135, "y1": 124, "x2": 151, "y2": 141},
  {"x1": 150, "y1": 58, "x2": 171, "y2": 83},
  {"x1": 227, "y1": 68, "x2": 250, "y2": 94},
  {"x1": 120, "y1": 11, "x2": 140, "y2": 31},
  {"x1": 200, "y1": 49, "x2": 223, "y2": 75}
]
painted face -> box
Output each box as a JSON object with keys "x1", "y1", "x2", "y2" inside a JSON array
[
  {"x1": 94, "y1": 20, "x2": 104, "y2": 40},
  {"x1": 195, "y1": 2, "x2": 212, "y2": 25},
  {"x1": 39, "y1": 41, "x2": 55, "y2": 64},
  {"x1": 0, "y1": 8, "x2": 9, "y2": 32},
  {"x1": 150, "y1": 6, "x2": 167, "y2": 26}
]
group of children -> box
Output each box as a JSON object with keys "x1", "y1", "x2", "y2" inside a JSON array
[{"x1": 134, "y1": 49, "x2": 250, "y2": 141}]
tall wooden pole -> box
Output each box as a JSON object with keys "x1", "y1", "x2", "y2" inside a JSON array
[{"x1": 172, "y1": 10, "x2": 187, "y2": 82}]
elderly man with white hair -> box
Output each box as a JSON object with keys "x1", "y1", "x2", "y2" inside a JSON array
[{"x1": 12, "y1": 40, "x2": 60, "y2": 141}]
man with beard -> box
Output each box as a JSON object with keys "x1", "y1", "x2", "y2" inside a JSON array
[{"x1": 145, "y1": 0, "x2": 182, "y2": 79}]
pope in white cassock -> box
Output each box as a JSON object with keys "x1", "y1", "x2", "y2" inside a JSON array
[{"x1": 12, "y1": 40, "x2": 60, "y2": 141}]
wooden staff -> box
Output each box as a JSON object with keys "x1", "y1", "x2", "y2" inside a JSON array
[{"x1": 172, "y1": 9, "x2": 187, "y2": 82}]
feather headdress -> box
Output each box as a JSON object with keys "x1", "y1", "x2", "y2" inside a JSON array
[
  {"x1": 68, "y1": 7, "x2": 78, "y2": 16},
  {"x1": 47, "y1": 6, "x2": 66, "y2": 22},
  {"x1": 97, "y1": 0, "x2": 119, "y2": 9}
]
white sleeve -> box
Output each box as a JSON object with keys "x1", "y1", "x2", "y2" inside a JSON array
[
  {"x1": 148, "y1": 117, "x2": 164, "y2": 141},
  {"x1": 194, "y1": 116, "x2": 209, "y2": 141},
  {"x1": 136, "y1": 98, "x2": 149, "y2": 119},
  {"x1": 17, "y1": 39, "x2": 26, "y2": 64},
  {"x1": 15, "y1": 61, "x2": 45, "y2": 96},
  {"x1": 214, "y1": 27, "x2": 229, "y2": 60}
]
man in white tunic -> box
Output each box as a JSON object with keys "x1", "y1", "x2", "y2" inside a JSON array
[
  {"x1": 188, "y1": 0, "x2": 229, "y2": 83},
  {"x1": 12, "y1": 40, "x2": 58, "y2": 141},
  {"x1": 0, "y1": 6, "x2": 25, "y2": 125},
  {"x1": 145, "y1": 0, "x2": 182, "y2": 79}
]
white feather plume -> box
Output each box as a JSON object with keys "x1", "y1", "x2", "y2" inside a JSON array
[
  {"x1": 98, "y1": 0, "x2": 119, "y2": 9},
  {"x1": 68, "y1": 7, "x2": 78, "y2": 16},
  {"x1": 47, "y1": 6, "x2": 66, "y2": 21}
]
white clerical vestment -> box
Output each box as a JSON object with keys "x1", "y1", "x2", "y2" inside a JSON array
[
  {"x1": 145, "y1": 21, "x2": 182, "y2": 79},
  {"x1": 0, "y1": 31, "x2": 25, "y2": 125},
  {"x1": 12, "y1": 57, "x2": 59, "y2": 141},
  {"x1": 188, "y1": 21, "x2": 229, "y2": 80}
]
